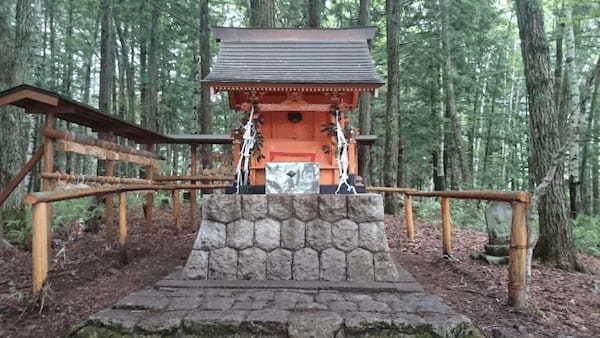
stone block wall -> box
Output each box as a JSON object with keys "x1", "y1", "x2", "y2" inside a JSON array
[{"x1": 183, "y1": 194, "x2": 400, "y2": 282}]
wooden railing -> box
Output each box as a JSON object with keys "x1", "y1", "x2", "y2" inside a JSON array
[
  {"x1": 25, "y1": 183, "x2": 228, "y2": 294},
  {"x1": 366, "y1": 186, "x2": 531, "y2": 308}
]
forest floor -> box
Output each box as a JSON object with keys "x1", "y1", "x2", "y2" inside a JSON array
[{"x1": 0, "y1": 207, "x2": 598, "y2": 338}]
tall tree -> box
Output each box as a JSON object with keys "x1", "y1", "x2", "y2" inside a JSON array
[
  {"x1": 249, "y1": 0, "x2": 274, "y2": 28},
  {"x1": 383, "y1": 0, "x2": 400, "y2": 214},
  {"x1": 357, "y1": 0, "x2": 371, "y2": 184},
  {"x1": 0, "y1": 0, "x2": 34, "y2": 249},
  {"x1": 143, "y1": 0, "x2": 160, "y2": 132},
  {"x1": 198, "y1": 0, "x2": 212, "y2": 168},
  {"x1": 441, "y1": 0, "x2": 471, "y2": 188},
  {"x1": 514, "y1": 0, "x2": 581, "y2": 271},
  {"x1": 99, "y1": 0, "x2": 114, "y2": 116},
  {"x1": 308, "y1": 0, "x2": 320, "y2": 28}
]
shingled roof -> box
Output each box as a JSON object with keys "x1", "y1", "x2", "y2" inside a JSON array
[{"x1": 204, "y1": 27, "x2": 384, "y2": 88}]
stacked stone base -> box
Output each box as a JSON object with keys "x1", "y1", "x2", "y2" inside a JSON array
[{"x1": 184, "y1": 194, "x2": 400, "y2": 282}]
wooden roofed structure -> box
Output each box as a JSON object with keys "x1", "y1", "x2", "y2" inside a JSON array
[{"x1": 0, "y1": 84, "x2": 231, "y2": 145}]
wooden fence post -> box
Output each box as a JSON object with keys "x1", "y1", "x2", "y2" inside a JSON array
[
  {"x1": 100, "y1": 132, "x2": 115, "y2": 243},
  {"x1": 143, "y1": 144, "x2": 155, "y2": 225},
  {"x1": 172, "y1": 190, "x2": 181, "y2": 231},
  {"x1": 404, "y1": 194, "x2": 415, "y2": 240},
  {"x1": 440, "y1": 197, "x2": 452, "y2": 256},
  {"x1": 190, "y1": 144, "x2": 198, "y2": 230},
  {"x1": 32, "y1": 202, "x2": 49, "y2": 294},
  {"x1": 508, "y1": 201, "x2": 528, "y2": 307},
  {"x1": 42, "y1": 114, "x2": 55, "y2": 247},
  {"x1": 119, "y1": 192, "x2": 127, "y2": 246}
]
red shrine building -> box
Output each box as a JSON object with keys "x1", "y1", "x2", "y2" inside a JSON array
[{"x1": 203, "y1": 27, "x2": 383, "y2": 194}]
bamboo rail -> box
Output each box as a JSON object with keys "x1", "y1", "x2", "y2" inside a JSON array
[
  {"x1": 368, "y1": 186, "x2": 531, "y2": 308},
  {"x1": 154, "y1": 175, "x2": 234, "y2": 182},
  {"x1": 41, "y1": 172, "x2": 153, "y2": 185}
]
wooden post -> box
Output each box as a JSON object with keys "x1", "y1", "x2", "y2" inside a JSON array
[
  {"x1": 190, "y1": 144, "x2": 198, "y2": 230},
  {"x1": 404, "y1": 194, "x2": 415, "y2": 240},
  {"x1": 143, "y1": 144, "x2": 155, "y2": 225},
  {"x1": 104, "y1": 158, "x2": 115, "y2": 239},
  {"x1": 440, "y1": 197, "x2": 452, "y2": 256},
  {"x1": 119, "y1": 192, "x2": 127, "y2": 246},
  {"x1": 42, "y1": 114, "x2": 55, "y2": 247},
  {"x1": 508, "y1": 201, "x2": 528, "y2": 307},
  {"x1": 32, "y1": 202, "x2": 49, "y2": 294},
  {"x1": 172, "y1": 189, "x2": 181, "y2": 231}
]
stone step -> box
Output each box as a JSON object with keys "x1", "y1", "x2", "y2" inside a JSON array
[{"x1": 70, "y1": 276, "x2": 482, "y2": 338}]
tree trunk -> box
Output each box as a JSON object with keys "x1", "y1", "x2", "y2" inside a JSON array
[
  {"x1": 250, "y1": 0, "x2": 274, "y2": 28},
  {"x1": 383, "y1": 0, "x2": 400, "y2": 214},
  {"x1": 307, "y1": 0, "x2": 321, "y2": 28},
  {"x1": 63, "y1": 0, "x2": 74, "y2": 173},
  {"x1": 198, "y1": 0, "x2": 212, "y2": 168},
  {"x1": 515, "y1": 0, "x2": 581, "y2": 271},
  {"x1": 564, "y1": 7, "x2": 582, "y2": 219},
  {"x1": 144, "y1": 0, "x2": 160, "y2": 132},
  {"x1": 441, "y1": 0, "x2": 470, "y2": 189},
  {"x1": 357, "y1": 0, "x2": 371, "y2": 184},
  {"x1": 591, "y1": 74, "x2": 600, "y2": 214},
  {"x1": 99, "y1": 0, "x2": 114, "y2": 116}
]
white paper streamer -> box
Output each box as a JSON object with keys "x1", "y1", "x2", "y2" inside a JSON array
[
  {"x1": 236, "y1": 105, "x2": 256, "y2": 193},
  {"x1": 335, "y1": 110, "x2": 357, "y2": 194}
]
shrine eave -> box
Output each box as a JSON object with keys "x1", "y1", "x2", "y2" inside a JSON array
[{"x1": 206, "y1": 82, "x2": 382, "y2": 93}]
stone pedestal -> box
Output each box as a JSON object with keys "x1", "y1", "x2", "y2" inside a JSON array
[{"x1": 183, "y1": 194, "x2": 401, "y2": 282}]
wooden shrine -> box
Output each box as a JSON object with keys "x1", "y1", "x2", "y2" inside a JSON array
[{"x1": 204, "y1": 27, "x2": 383, "y2": 193}]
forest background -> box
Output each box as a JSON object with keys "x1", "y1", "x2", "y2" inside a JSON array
[{"x1": 0, "y1": 0, "x2": 599, "y2": 271}]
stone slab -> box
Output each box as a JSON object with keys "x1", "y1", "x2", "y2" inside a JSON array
[{"x1": 72, "y1": 269, "x2": 480, "y2": 338}]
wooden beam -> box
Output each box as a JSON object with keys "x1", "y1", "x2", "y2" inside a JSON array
[
  {"x1": 508, "y1": 202, "x2": 528, "y2": 308},
  {"x1": 32, "y1": 202, "x2": 49, "y2": 294},
  {"x1": 406, "y1": 190, "x2": 530, "y2": 203},
  {"x1": 103, "y1": 133, "x2": 115, "y2": 242},
  {"x1": 144, "y1": 145, "x2": 155, "y2": 226},
  {"x1": 172, "y1": 190, "x2": 181, "y2": 232},
  {"x1": 42, "y1": 114, "x2": 55, "y2": 249},
  {"x1": 257, "y1": 103, "x2": 332, "y2": 112},
  {"x1": 0, "y1": 89, "x2": 59, "y2": 107},
  {"x1": 190, "y1": 145, "x2": 198, "y2": 230},
  {"x1": 366, "y1": 187, "x2": 418, "y2": 193},
  {"x1": 404, "y1": 194, "x2": 415, "y2": 240},
  {"x1": 55, "y1": 139, "x2": 160, "y2": 167},
  {"x1": 441, "y1": 197, "x2": 452, "y2": 256},
  {"x1": 24, "y1": 184, "x2": 230, "y2": 205},
  {"x1": 42, "y1": 127, "x2": 162, "y2": 159},
  {"x1": 119, "y1": 192, "x2": 127, "y2": 246},
  {"x1": 0, "y1": 146, "x2": 44, "y2": 207}
]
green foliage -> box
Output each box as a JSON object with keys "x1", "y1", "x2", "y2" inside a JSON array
[
  {"x1": 413, "y1": 198, "x2": 487, "y2": 232},
  {"x1": 572, "y1": 215, "x2": 600, "y2": 257},
  {"x1": 51, "y1": 197, "x2": 102, "y2": 232}
]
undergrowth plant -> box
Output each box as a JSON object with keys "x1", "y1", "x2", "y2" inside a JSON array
[{"x1": 572, "y1": 215, "x2": 600, "y2": 257}]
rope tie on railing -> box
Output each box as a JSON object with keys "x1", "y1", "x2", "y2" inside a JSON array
[
  {"x1": 335, "y1": 109, "x2": 356, "y2": 195},
  {"x1": 235, "y1": 105, "x2": 257, "y2": 193}
]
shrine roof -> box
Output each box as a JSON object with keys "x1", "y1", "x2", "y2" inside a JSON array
[{"x1": 204, "y1": 27, "x2": 384, "y2": 89}]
